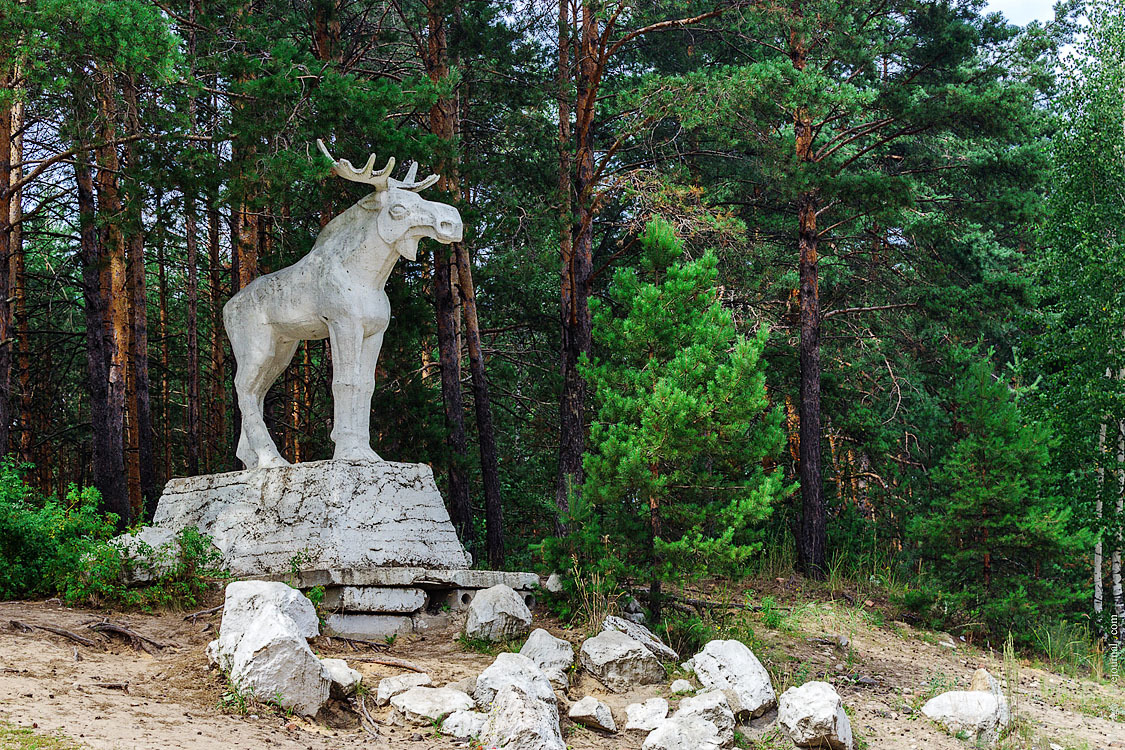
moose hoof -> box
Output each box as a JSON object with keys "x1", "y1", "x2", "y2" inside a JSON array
[{"x1": 333, "y1": 447, "x2": 383, "y2": 463}]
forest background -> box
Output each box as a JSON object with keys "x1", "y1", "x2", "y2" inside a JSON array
[{"x1": 0, "y1": 0, "x2": 1122, "y2": 656}]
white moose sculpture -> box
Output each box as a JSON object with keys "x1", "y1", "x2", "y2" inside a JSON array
[{"x1": 223, "y1": 140, "x2": 463, "y2": 470}]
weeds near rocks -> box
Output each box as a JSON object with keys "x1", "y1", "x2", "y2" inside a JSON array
[{"x1": 571, "y1": 561, "x2": 623, "y2": 635}]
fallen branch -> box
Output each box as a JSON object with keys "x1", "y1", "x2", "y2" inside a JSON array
[
  {"x1": 81, "y1": 682, "x2": 129, "y2": 692},
  {"x1": 347, "y1": 656, "x2": 425, "y2": 672},
  {"x1": 183, "y1": 605, "x2": 223, "y2": 621},
  {"x1": 355, "y1": 694, "x2": 380, "y2": 738},
  {"x1": 9, "y1": 620, "x2": 99, "y2": 648},
  {"x1": 87, "y1": 620, "x2": 174, "y2": 653},
  {"x1": 323, "y1": 635, "x2": 390, "y2": 652}
]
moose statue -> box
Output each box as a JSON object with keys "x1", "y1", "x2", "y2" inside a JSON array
[{"x1": 223, "y1": 140, "x2": 463, "y2": 470}]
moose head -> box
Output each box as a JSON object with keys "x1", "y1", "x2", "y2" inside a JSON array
[{"x1": 316, "y1": 139, "x2": 463, "y2": 260}]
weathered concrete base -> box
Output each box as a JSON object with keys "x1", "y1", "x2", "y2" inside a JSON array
[{"x1": 150, "y1": 459, "x2": 472, "y2": 575}]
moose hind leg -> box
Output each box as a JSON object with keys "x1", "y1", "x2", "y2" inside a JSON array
[{"x1": 233, "y1": 333, "x2": 298, "y2": 469}]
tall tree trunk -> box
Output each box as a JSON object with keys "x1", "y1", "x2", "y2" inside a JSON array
[
  {"x1": 207, "y1": 203, "x2": 226, "y2": 472},
  {"x1": 0, "y1": 67, "x2": 13, "y2": 458},
  {"x1": 426, "y1": 0, "x2": 472, "y2": 545},
  {"x1": 93, "y1": 71, "x2": 132, "y2": 527},
  {"x1": 553, "y1": 0, "x2": 574, "y2": 533},
  {"x1": 185, "y1": 199, "x2": 201, "y2": 475},
  {"x1": 76, "y1": 149, "x2": 129, "y2": 528},
  {"x1": 556, "y1": 0, "x2": 596, "y2": 526},
  {"x1": 455, "y1": 245, "x2": 505, "y2": 567},
  {"x1": 122, "y1": 76, "x2": 157, "y2": 518},
  {"x1": 1096, "y1": 417, "x2": 1106, "y2": 617},
  {"x1": 10, "y1": 84, "x2": 30, "y2": 466},
  {"x1": 1114, "y1": 409, "x2": 1124, "y2": 620},
  {"x1": 157, "y1": 208, "x2": 171, "y2": 480},
  {"x1": 791, "y1": 31, "x2": 826, "y2": 579}
]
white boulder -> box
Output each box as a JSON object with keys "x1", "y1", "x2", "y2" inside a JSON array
[
  {"x1": 673, "y1": 690, "x2": 735, "y2": 747},
  {"x1": 603, "y1": 615, "x2": 678, "y2": 661},
  {"x1": 442, "y1": 709, "x2": 488, "y2": 738},
  {"x1": 212, "y1": 581, "x2": 320, "y2": 669},
  {"x1": 376, "y1": 671, "x2": 432, "y2": 706},
  {"x1": 390, "y1": 686, "x2": 474, "y2": 725},
  {"x1": 642, "y1": 715, "x2": 725, "y2": 750},
  {"x1": 778, "y1": 681, "x2": 853, "y2": 750},
  {"x1": 519, "y1": 628, "x2": 574, "y2": 689},
  {"x1": 478, "y1": 684, "x2": 566, "y2": 750},
  {"x1": 691, "y1": 640, "x2": 776, "y2": 717},
  {"x1": 464, "y1": 584, "x2": 533, "y2": 642},
  {"x1": 922, "y1": 690, "x2": 1009, "y2": 745},
  {"x1": 473, "y1": 652, "x2": 556, "y2": 710},
  {"x1": 625, "y1": 697, "x2": 669, "y2": 731},
  {"x1": 220, "y1": 606, "x2": 330, "y2": 716},
  {"x1": 544, "y1": 573, "x2": 564, "y2": 593},
  {"x1": 670, "y1": 678, "x2": 694, "y2": 693},
  {"x1": 320, "y1": 658, "x2": 361, "y2": 698},
  {"x1": 568, "y1": 696, "x2": 616, "y2": 732},
  {"x1": 579, "y1": 630, "x2": 666, "y2": 692}
]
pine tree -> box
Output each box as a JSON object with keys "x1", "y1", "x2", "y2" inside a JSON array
[
  {"x1": 908, "y1": 350, "x2": 1087, "y2": 640},
  {"x1": 579, "y1": 218, "x2": 791, "y2": 619}
]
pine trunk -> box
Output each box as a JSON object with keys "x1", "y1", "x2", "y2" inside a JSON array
[
  {"x1": 557, "y1": 1, "x2": 596, "y2": 526},
  {"x1": 207, "y1": 203, "x2": 226, "y2": 472},
  {"x1": 76, "y1": 151, "x2": 129, "y2": 528},
  {"x1": 0, "y1": 69, "x2": 13, "y2": 458},
  {"x1": 426, "y1": 0, "x2": 472, "y2": 544},
  {"x1": 554, "y1": 0, "x2": 574, "y2": 533},
  {"x1": 185, "y1": 199, "x2": 201, "y2": 475},
  {"x1": 10, "y1": 87, "x2": 30, "y2": 466}
]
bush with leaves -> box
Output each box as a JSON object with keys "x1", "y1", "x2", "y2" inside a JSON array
[{"x1": 0, "y1": 459, "x2": 225, "y2": 609}]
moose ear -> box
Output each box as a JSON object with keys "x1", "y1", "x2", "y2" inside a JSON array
[{"x1": 358, "y1": 192, "x2": 383, "y2": 211}]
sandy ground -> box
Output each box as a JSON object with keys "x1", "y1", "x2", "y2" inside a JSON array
[{"x1": 0, "y1": 592, "x2": 1122, "y2": 750}]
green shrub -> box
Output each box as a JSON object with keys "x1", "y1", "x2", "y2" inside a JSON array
[
  {"x1": 0, "y1": 458, "x2": 117, "y2": 600},
  {"x1": 0, "y1": 459, "x2": 225, "y2": 609}
]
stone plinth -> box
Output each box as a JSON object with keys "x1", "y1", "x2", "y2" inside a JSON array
[{"x1": 152, "y1": 459, "x2": 472, "y2": 576}]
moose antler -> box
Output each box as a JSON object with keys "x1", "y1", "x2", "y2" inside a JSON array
[{"x1": 316, "y1": 139, "x2": 440, "y2": 193}]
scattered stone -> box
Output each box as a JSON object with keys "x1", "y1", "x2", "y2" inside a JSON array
[
  {"x1": 446, "y1": 675, "x2": 476, "y2": 695},
  {"x1": 442, "y1": 709, "x2": 488, "y2": 738},
  {"x1": 376, "y1": 672, "x2": 433, "y2": 707},
  {"x1": 544, "y1": 573, "x2": 564, "y2": 593},
  {"x1": 642, "y1": 715, "x2": 724, "y2": 750},
  {"x1": 319, "y1": 658, "x2": 361, "y2": 698},
  {"x1": 579, "y1": 630, "x2": 666, "y2": 692},
  {"x1": 390, "y1": 686, "x2": 474, "y2": 725},
  {"x1": 624, "y1": 597, "x2": 644, "y2": 614},
  {"x1": 778, "y1": 681, "x2": 853, "y2": 750},
  {"x1": 478, "y1": 684, "x2": 566, "y2": 750},
  {"x1": 568, "y1": 696, "x2": 617, "y2": 732},
  {"x1": 969, "y1": 668, "x2": 1002, "y2": 695},
  {"x1": 519, "y1": 629, "x2": 574, "y2": 689},
  {"x1": 691, "y1": 640, "x2": 776, "y2": 718},
  {"x1": 206, "y1": 581, "x2": 329, "y2": 716},
  {"x1": 603, "y1": 615, "x2": 678, "y2": 661},
  {"x1": 625, "y1": 697, "x2": 669, "y2": 731},
  {"x1": 624, "y1": 613, "x2": 646, "y2": 624},
  {"x1": 464, "y1": 584, "x2": 533, "y2": 642},
  {"x1": 921, "y1": 690, "x2": 1010, "y2": 745},
  {"x1": 673, "y1": 690, "x2": 735, "y2": 747},
  {"x1": 215, "y1": 606, "x2": 330, "y2": 716},
  {"x1": 670, "y1": 679, "x2": 694, "y2": 693},
  {"x1": 473, "y1": 652, "x2": 555, "y2": 710}
]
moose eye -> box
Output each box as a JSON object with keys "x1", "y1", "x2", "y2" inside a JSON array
[{"x1": 389, "y1": 204, "x2": 407, "y2": 220}]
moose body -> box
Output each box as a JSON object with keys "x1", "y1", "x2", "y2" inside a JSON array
[{"x1": 224, "y1": 142, "x2": 462, "y2": 469}]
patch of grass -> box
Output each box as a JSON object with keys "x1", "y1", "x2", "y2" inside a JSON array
[
  {"x1": 911, "y1": 670, "x2": 957, "y2": 711},
  {"x1": 456, "y1": 633, "x2": 520, "y2": 655},
  {"x1": 760, "y1": 596, "x2": 784, "y2": 630},
  {"x1": 0, "y1": 723, "x2": 84, "y2": 750}
]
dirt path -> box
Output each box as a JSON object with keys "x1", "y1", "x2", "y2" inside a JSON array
[{"x1": 0, "y1": 597, "x2": 1121, "y2": 749}]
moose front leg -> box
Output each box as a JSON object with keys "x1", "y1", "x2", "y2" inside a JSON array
[{"x1": 328, "y1": 321, "x2": 384, "y2": 462}]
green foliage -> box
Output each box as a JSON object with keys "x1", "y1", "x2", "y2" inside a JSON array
[
  {"x1": 0, "y1": 458, "x2": 117, "y2": 600},
  {"x1": 562, "y1": 218, "x2": 791, "y2": 602},
  {"x1": 0, "y1": 459, "x2": 223, "y2": 609},
  {"x1": 905, "y1": 349, "x2": 1089, "y2": 642}
]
